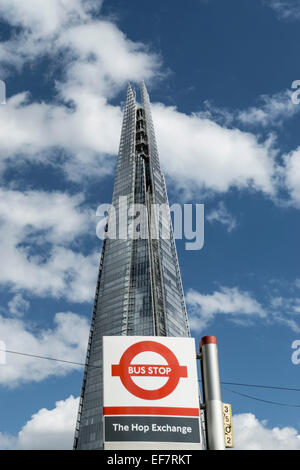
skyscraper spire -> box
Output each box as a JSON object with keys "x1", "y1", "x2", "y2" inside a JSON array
[{"x1": 74, "y1": 83, "x2": 190, "y2": 450}]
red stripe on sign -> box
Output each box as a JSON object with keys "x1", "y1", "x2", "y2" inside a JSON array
[{"x1": 103, "y1": 407, "x2": 199, "y2": 417}]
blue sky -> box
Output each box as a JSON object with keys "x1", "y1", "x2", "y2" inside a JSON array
[{"x1": 0, "y1": 0, "x2": 300, "y2": 450}]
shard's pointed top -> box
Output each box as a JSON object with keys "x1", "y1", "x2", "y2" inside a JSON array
[
  {"x1": 140, "y1": 80, "x2": 148, "y2": 94},
  {"x1": 126, "y1": 82, "x2": 135, "y2": 97},
  {"x1": 140, "y1": 81, "x2": 151, "y2": 108},
  {"x1": 123, "y1": 82, "x2": 136, "y2": 109}
]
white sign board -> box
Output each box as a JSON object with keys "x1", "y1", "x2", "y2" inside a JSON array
[{"x1": 103, "y1": 336, "x2": 202, "y2": 449}]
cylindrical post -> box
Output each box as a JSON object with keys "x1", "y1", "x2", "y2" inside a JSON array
[{"x1": 200, "y1": 336, "x2": 225, "y2": 450}]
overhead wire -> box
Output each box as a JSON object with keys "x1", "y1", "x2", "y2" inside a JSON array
[
  {"x1": 1, "y1": 348, "x2": 300, "y2": 407},
  {"x1": 222, "y1": 386, "x2": 300, "y2": 408},
  {"x1": 0, "y1": 348, "x2": 101, "y2": 368},
  {"x1": 221, "y1": 381, "x2": 300, "y2": 393}
]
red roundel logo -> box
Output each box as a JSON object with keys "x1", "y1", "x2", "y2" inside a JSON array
[{"x1": 111, "y1": 340, "x2": 188, "y2": 400}]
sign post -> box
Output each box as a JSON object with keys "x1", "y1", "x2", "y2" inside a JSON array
[
  {"x1": 199, "y1": 336, "x2": 225, "y2": 450},
  {"x1": 103, "y1": 336, "x2": 202, "y2": 450}
]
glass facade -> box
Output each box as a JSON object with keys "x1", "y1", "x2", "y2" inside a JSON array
[{"x1": 73, "y1": 83, "x2": 191, "y2": 450}]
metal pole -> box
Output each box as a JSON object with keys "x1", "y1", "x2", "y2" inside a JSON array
[{"x1": 200, "y1": 336, "x2": 225, "y2": 450}]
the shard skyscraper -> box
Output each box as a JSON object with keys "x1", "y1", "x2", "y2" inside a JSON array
[{"x1": 74, "y1": 83, "x2": 191, "y2": 450}]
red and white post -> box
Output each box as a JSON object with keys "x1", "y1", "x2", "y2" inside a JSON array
[{"x1": 200, "y1": 336, "x2": 225, "y2": 450}]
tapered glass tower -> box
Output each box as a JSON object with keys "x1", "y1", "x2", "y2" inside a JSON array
[{"x1": 74, "y1": 83, "x2": 191, "y2": 450}]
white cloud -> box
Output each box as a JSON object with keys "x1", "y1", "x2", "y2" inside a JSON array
[
  {"x1": 0, "y1": 433, "x2": 16, "y2": 449},
  {"x1": 58, "y1": 20, "x2": 161, "y2": 97},
  {"x1": 0, "y1": 89, "x2": 122, "y2": 182},
  {"x1": 203, "y1": 89, "x2": 299, "y2": 128},
  {"x1": 0, "y1": 0, "x2": 161, "y2": 180},
  {"x1": 271, "y1": 295, "x2": 300, "y2": 314},
  {"x1": 0, "y1": 395, "x2": 79, "y2": 449},
  {"x1": 234, "y1": 413, "x2": 300, "y2": 450},
  {"x1": 0, "y1": 188, "x2": 98, "y2": 302},
  {"x1": 151, "y1": 89, "x2": 300, "y2": 205},
  {"x1": 0, "y1": 0, "x2": 98, "y2": 72},
  {"x1": 0, "y1": 188, "x2": 91, "y2": 243},
  {"x1": 153, "y1": 103, "x2": 277, "y2": 197},
  {"x1": 186, "y1": 286, "x2": 266, "y2": 331},
  {"x1": 8, "y1": 294, "x2": 29, "y2": 317},
  {"x1": 206, "y1": 201, "x2": 237, "y2": 232},
  {"x1": 274, "y1": 315, "x2": 300, "y2": 333},
  {"x1": 270, "y1": 294, "x2": 300, "y2": 332},
  {"x1": 236, "y1": 89, "x2": 299, "y2": 127},
  {"x1": 186, "y1": 284, "x2": 300, "y2": 333},
  {"x1": 267, "y1": 0, "x2": 300, "y2": 21},
  {"x1": 282, "y1": 147, "x2": 300, "y2": 207},
  {"x1": 0, "y1": 0, "x2": 158, "y2": 88},
  {"x1": 0, "y1": 312, "x2": 89, "y2": 387},
  {"x1": 0, "y1": 0, "x2": 96, "y2": 35}
]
